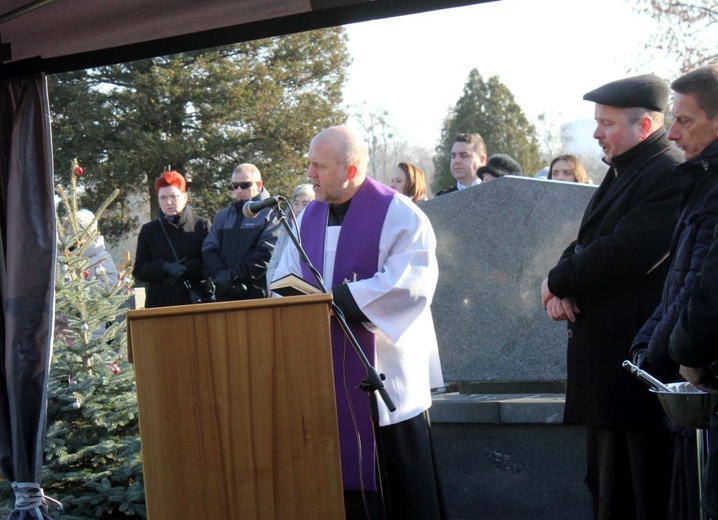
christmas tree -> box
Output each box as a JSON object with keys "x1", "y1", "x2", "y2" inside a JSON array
[{"x1": 40, "y1": 159, "x2": 144, "y2": 518}]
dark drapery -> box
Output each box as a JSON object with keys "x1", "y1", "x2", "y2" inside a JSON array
[{"x1": 0, "y1": 74, "x2": 59, "y2": 518}]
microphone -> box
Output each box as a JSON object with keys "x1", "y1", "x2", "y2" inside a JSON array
[{"x1": 242, "y1": 196, "x2": 280, "y2": 218}]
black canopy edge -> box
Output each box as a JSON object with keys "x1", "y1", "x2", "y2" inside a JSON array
[{"x1": 0, "y1": 0, "x2": 494, "y2": 80}]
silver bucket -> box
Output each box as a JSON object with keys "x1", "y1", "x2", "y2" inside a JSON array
[
  {"x1": 650, "y1": 382, "x2": 718, "y2": 429},
  {"x1": 651, "y1": 382, "x2": 717, "y2": 520},
  {"x1": 623, "y1": 362, "x2": 718, "y2": 520}
]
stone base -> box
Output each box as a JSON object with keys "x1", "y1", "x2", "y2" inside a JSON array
[{"x1": 431, "y1": 393, "x2": 591, "y2": 520}]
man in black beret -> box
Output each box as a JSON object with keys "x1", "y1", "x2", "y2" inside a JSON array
[
  {"x1": 541, "y1": 74, "x2": 684, "y2": 520},
  {"x1": 477, "y1": 153, "x2": 523, "y2": 182}
]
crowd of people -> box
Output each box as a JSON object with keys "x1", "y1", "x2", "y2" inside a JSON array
[{"x1": 77, "y1": 63, "x2": 718, "y2": 520}]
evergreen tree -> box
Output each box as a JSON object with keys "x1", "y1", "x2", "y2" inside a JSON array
[
  {"x1": 432, "y1": 69, "x2": 542, "y2": 193},
  {"x1": 44, "y1": 160, "x2": 143, "y2": 519},
  {"x1": 49, "y1": 28, "x2": 351, "y2": 243}
]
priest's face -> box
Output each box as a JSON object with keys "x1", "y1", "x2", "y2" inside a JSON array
[{"x1": 307, "y1": 133, "x2": 353, "y2": 204}]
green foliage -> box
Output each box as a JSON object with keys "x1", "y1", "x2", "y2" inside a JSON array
[
  {"x1": 42, "y1": 161, "x2": 144, "y2": 518},
  {"x1": 432, "y1": 69, "x2": 542, "y2": 193},
  {"x1": 49, "y1": 28, "x2": 351, "y2": 243}
]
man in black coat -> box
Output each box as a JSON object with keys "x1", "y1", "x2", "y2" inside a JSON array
[
  {"x1": 666, "y1": 64, "x2": 718, "y2": 520},
  {"x1": 541, "y1": 74, "x2": 684, "y2": 520}
]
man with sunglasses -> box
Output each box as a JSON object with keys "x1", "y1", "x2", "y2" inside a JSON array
[{"x1": 202, "y1": 163, "x2": 281, "y2": 301}]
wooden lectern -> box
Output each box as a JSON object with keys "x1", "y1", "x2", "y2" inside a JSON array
[{"x1": 126, "y1": 294, "x2": 344, "y2": 519}]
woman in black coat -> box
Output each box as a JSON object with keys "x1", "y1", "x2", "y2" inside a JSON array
[{"x1": 134, "y1": 170, "x2": 212, "y2": 308}]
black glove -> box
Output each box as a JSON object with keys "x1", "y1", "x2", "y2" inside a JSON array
[
  {"x1": 162, "y1": 261, "x2": 186, "y2": 279},
  {"x1": 227, "y1": 283, "x2": 248, "y2": 300},
  {"x1": 211, "y1": 270, "x2": 235, "y2": 293},
  {"x1": 632, "y1": 347, "x2": 647, "y2": 369}
]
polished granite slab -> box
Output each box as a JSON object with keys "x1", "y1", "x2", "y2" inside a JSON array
[{"x1": 420, "y1": 176, "x2": 597, "y2": 384}]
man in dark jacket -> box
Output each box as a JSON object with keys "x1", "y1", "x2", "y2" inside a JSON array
[
  {"x1": 630, "y1": 65, "x2": 718, "y2": 520},
  {"x1": 540, "y1": 74, "x2": 684, "y2": 520},
  {"x1": 202, "y1": 163, "x2": 281, "y2": 301},
  {"x1": 435, "y1": 133, "x2": 487, "y2": 196},
  {"x1": 663, "y1": 64, "x2": 718, "y2": 520}
]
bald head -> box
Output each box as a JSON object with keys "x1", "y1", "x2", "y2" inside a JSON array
[
  {"x1": 233, "y1": 163, "x2": 261, "y2": 180},
  {"x1": 231, "y1": 163, "x2": 263, "y2": 202},
  {"x1": 307, "y1": 126, "x2": 368, "y2": 204},
  {"x1": 313, "y1": 126, "x2": 368, "y2": 174}
]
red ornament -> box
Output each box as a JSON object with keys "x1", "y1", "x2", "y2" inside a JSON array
[
  {"x1": 74, "y1": 165, "x2": 84, "y2": 176},
  {"x1": 82, "y1": 270, "x2": 90, "y2": 279},
  {"x1": 108, "y1": 362, "x2": 121, "y2": 374}
]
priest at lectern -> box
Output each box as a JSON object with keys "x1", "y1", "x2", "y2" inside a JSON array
[{"x1": 272, "y1": 125, "x2": 446, "y2": 520}]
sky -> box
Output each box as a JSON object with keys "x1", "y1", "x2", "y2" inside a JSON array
[{"x1": 340, "y1": 0, "x2": 680, "y2": 153}]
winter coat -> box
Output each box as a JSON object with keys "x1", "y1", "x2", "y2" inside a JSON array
[
  {"x1": 134, "y1": 207, "x2": 212, "y2": 308},
  {"x1": 668, "y1": 141, "x2": 718, "y2": 518},
  {"x1": 632, "y1": 139, "x2": 718, "y2": 383},
  {"x1": 547, "y1": 129, "x2": 684, "y2": 428},
  {"x1": 202, "y1": 188, "x2": 281, "y2": 301},
  {"x1": 83, "y1": 234, "x2": 119, "y2": 288}
]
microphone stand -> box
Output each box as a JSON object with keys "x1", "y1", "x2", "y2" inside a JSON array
[{"x1": 272, "y1": 198, "x2": 396, "y2": 412}]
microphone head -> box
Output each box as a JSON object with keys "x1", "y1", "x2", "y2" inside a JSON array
[
  {"x1": 242, "y1": 196, "x2": 279, "y2": 218},
  {"x1": 242, "y1": 200, "x2": 256, "y2": 218}
]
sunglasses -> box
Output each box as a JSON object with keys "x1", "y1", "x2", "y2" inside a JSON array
[{"x1": 231, "y1": 181, "x2": 254, "y2": 190}]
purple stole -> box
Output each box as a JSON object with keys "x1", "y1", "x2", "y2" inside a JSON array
[{"x1": 299, "y1": 177, "x2": 395, "y2": 492}]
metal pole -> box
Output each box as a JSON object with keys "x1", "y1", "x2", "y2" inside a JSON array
[
  {"x1": 697, "y1": 427, "x2": 709, "y2": 520},
  {"x1": 0, "y1": 0, "x2": 56, "y2": 25}
]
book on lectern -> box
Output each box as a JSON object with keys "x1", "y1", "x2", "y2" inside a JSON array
[{"x1": 269, "y1": 273, "x2": 322, "y2": 297}]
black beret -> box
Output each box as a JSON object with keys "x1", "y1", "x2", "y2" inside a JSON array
[
  {"x1": 583, "y1": 74, "x2": 669, "y2": 112},
  {"x1": 477, "y1": 154, "x2": 523, "y2": 180}
]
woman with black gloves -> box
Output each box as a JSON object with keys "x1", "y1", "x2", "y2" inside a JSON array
[{"x1": 134, "y1": 170, "x2": 213, "y2": 308}]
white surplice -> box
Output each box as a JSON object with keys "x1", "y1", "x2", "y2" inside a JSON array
[{"x1": 272, "y1": 192, "x2": 444, "y2": 426}]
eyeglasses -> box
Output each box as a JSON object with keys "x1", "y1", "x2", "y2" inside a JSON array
[
  {"x1": 231, "y1": 181, "x2": 254, "y2": 190},
  {"x1": 159, "y1": 194, "x2": 182, "y2": 202}
]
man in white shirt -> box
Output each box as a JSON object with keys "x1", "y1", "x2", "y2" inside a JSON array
[{"x1": 272, "y1": 125, "x2": 445, "y2": 519}]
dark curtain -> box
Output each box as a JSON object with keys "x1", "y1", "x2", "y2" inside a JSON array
[{"x1": 0, "y1": 74, "x2": 60, "y2": 518}]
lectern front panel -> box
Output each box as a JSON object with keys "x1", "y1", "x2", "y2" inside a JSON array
[{"x1": 127, "y1": 295, "x2": 343, "y2": 519}]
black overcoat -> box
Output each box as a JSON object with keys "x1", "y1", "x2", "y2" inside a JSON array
[
  {"x1": 548, "y1": 129, "x2": 684, "y2": 427},
  {"x1": 133, "y1": 207, "x2": 212, "y2": 308}
]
